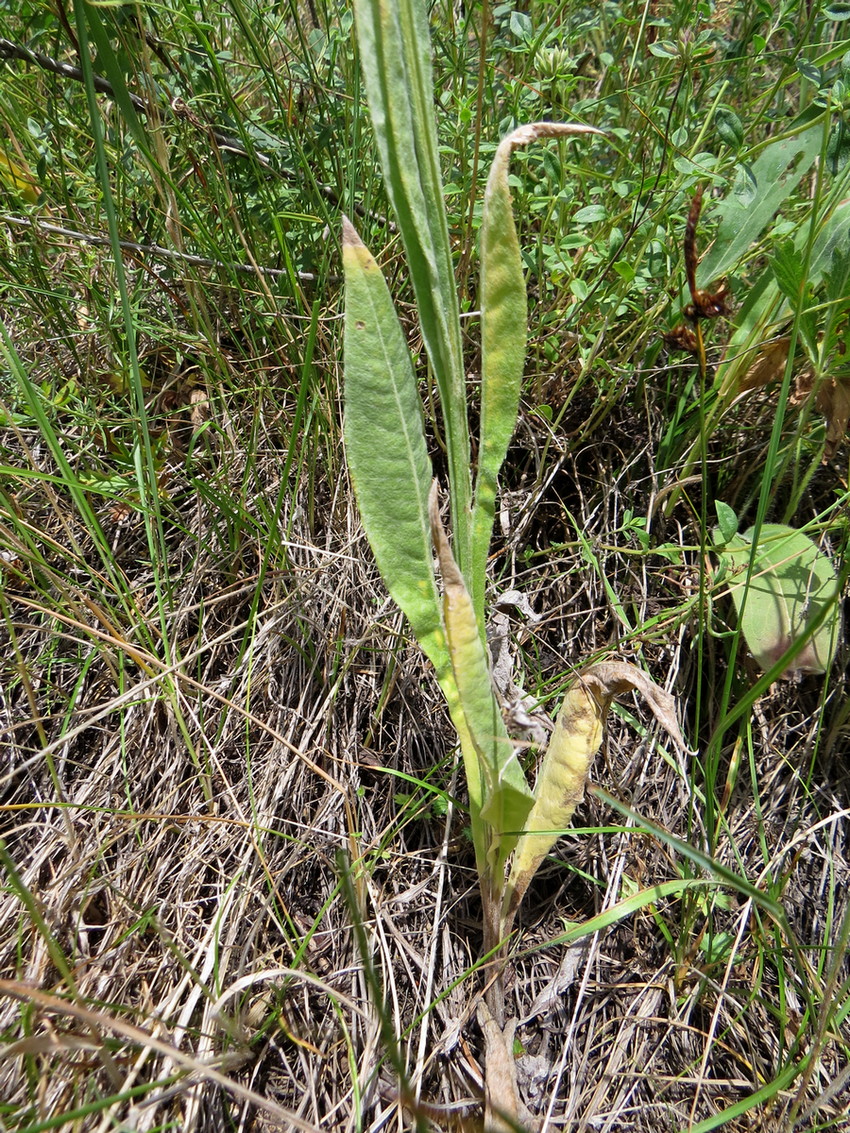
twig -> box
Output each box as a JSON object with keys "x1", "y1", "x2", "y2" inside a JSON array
[
  {"x1": 0, "y1": 37, "x2": 148, "y2": 111},
  {"x1": 1, "y1": 213, "x2": 337, "y2": 286}
]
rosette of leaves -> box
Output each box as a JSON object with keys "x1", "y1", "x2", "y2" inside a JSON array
[{"x1": 343, "y1": 0, "x2": 686, "y2": 1125}]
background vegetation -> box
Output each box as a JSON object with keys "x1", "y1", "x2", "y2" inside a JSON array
[{"x1": 1, "y1": 1, "x2": 848, "y2": 1129}]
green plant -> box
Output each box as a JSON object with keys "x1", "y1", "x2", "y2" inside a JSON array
[
  {"x1": 3, "y1": 2, "x2": 849, "y2": 1127},
  {"x1": 662, "y1": 115, "x2": 850, "y2": 501},
  {"x1": 713, "y1": 510, "x2": 841, "y2": 677},
  {"x1": 343, "y1": 0, "x2": 684, "y2": 1123}
]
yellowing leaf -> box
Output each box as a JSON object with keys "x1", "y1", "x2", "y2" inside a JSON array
[
  {"x1": 0, "y1": 151, "x2": 40, "y2": 204},
  {"x1": 505, "y1": 662, "x2": 684, "y2": 921},
  {"x1": 430, "y1": 486, "x2": 533, "y2": 874}
]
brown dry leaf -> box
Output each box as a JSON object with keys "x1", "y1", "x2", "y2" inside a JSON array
[
  {"x1": 815, "y1": 375, "x2": 850, "y2": 461},
  {"x1": 189, "y1": 385, "x2": 209, "y2": 431},
  {"x1": 587, "y1": 661, "x2": 686, "y2": 746},
  {"x1": 662, "y1": 323, "x2": 699, "y2": 354},
  {"x1": 793, "y1": 364, "x2": 814, "y2": 404},
  {"x1": 738, "y1": 336, "x2": 791, "y2": 394}
]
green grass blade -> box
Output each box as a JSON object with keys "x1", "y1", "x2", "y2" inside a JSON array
[
  {"x1": 69, "y1": 0, "x2": 174, "y2": 635},
  {"x1": 72, "y1": 2, "x2": 151, "y2": 158},
  {"x1": 352, "y1": 0, "x2": 471, "y2": 576},
  {"x1": 591, "y1": 789, "x2": 787, "y2": 922},
  {"x1": 342, "y1": 218, "x2": 447, "y2": 673}
]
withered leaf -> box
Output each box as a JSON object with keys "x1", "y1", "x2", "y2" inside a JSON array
[
  {"x1": 738, "y1": 336, "x2": 791, "y2": 394},
  {"x1": 682, "y1": 185, "x2": 732, "y2": 323},
  {"x1": 663, "y1": 323, "x2": 699, "y2": 354},
  {"x1": 816, "y1": 374, "x2": 850, "y2": 461}
]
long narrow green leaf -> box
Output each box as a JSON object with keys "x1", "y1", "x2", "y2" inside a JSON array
[
  {"x1": 342, "y1": 218, "x2": 447, "y2": 673},
  {"x1": 696, "y1": 125, "x2": 824, "y2": 288},
  {"x1": 352, "y1": 0, "x2": 472, "y2": 577},
  {"x1": 75, "y1": 3, "x2": 151, "y2": 158},
  {"x1": 471, "y1": 123, "x2": 603, "y2": 623}
]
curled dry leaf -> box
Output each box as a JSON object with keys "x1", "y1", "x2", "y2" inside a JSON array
[
  {"x1": 682, "y1": 187, "x2": 732, "y2": 322},
  {"x1": 737, "y1": 336, "x2": 791, "y2": 395},
  {"x1": 662, "y1": 322, "x2": 700, "y2": 355},
  {"x1": 504, "y1": 661, "x2": 685, "y2": 922},
  {"x1": 477, "y1": 1000, "x2": 535, "y2": 1133},
  {"x1": 735, "y1": 337, "x2": 850, "y2": 460},
  {"x1": 663, "y1": 185, "x2": 731, "y2": 355},
  {"x1": 794, "y1": 368, "x2": 850, "y2": 461}
]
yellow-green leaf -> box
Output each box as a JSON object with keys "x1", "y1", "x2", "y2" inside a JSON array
[
  {"x1": 505, "y1": 662, "x2": 684, "y2": 921},
  {"x1": 717, "y1": 523, "x2": 841, "y2": 676},
  {"x1": 0, "y1": 151, "x2": 40, "y2": 204},
  {"x1": 430, "y1": 488, "x2": 533, "y2": 872},
  {"x1": 470, "y1": 122, "x2": 603, "y2": 622}
]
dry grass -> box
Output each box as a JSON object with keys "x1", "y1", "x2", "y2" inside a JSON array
[
  {"x1": 2, "y1": 309, "x2": 849, "y2": 1130},
  {"x1": 2, "y1": 1, "x2": 850, "y2": 1128}
]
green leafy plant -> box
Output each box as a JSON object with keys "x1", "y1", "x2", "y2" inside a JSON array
[
  {"x1": 343, "y1": 0, "x2": 684, "y2": 1123},
  {"x1": 662, "y1": 117, "x2": 850, "y2": 504},
  {"x1": 714, "y1": 509, "x2": 841, "y2": 677}
]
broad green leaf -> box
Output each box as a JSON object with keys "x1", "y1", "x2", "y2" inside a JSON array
[
  {"x1": 509, "y1": 10, "x2": 533, "y2": 40},
  {"x1": 431, "y1": 491, "x2": 533, "y2": 872},
  {"x1": 573, "y1": 203, "x2": 608, "y2": 224},
  {"x1": 810, "y1": 198, "x2": 850, "y2": 284},
  {"x1": 717, "y1": 523, "x2": 840, "y2": 675},
  {"x1": 715, "y1": 107, "x2": 744, "y2": 151},
  {"x1": 352, "y1": 0, "x2": 472, "y2": 577},
  {"x1": 342, "y1": 218, "x2": 447, "y2": 675},
  {"x1": 768, "y1": 242, "x2": 819, "y2": 359},
  {"x1": 827, "y1": 117, "x2": 850, "y2": 174},
  {"x1": 696, "y1": 127, "x2": 823, "y2": 288},
  {"x1": 714, "y1": 500, "x2": 739, "y2": 545},
  {"x1": 822, "y1": 241, "x2": 850, "y2": 316},
  {"x1": 470, "y1": 122, "x2": 602, "y2": 624}
]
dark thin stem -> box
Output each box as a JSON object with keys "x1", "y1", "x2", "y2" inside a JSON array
[
  {"x1": 0, "y1": 36, "x2": 392, "y2": 230},
  {"x1": 1, "y1": 213, "x2": 332, "y2": 285}
]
